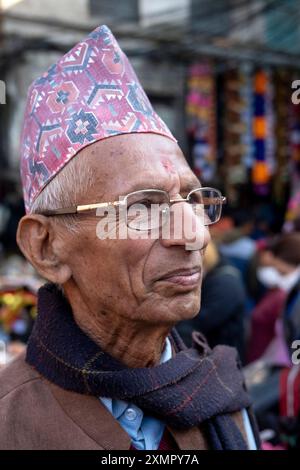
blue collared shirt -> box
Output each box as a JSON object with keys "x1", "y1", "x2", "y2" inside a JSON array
[{"x1": 100, "y1": 338, "x2": 256, "y2": 450}]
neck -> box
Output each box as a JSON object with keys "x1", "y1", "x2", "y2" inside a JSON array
[
  {"x1": 77, "y1": 316, "x2": 170, "y2": 368},
  {"x1": 65, "y1": 289, "x2": 171, "y2": 369}
]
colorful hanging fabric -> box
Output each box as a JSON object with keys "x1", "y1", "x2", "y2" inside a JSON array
[
  {"x1": 186, "y1": 62, "x2": 216, "y2": 181},
  {"x1": 265, "y1": 72, "x2": 276, "y2": 177},
  {"x1": 283, "y1": 77, "x2": 300, "y2": 232},
  {"x1": 272, "y1": 70, "x2": 290, "y2": 204},
  {"x1": 289, "y1": 71, "x2": 300, "y2": 178},
  {"x1": 240, "y1": 64, "x2": 254, "y2": 170},
  {"x1": 252, "y1": 69, "x2": 275, "y2": 195},
  {"x1": 223, "y1": 65, "x2": 253, "y2": 196}
]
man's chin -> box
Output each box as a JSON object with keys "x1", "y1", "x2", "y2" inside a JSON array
[{"x1": 171, "y1": 295, "x2": 201, "y2": 322}]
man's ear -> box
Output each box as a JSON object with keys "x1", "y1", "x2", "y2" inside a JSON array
[{"x1": 16, "y1": 214, "x2": 72, "y2": 284}]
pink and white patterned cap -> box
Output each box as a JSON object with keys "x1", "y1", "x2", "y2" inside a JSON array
[{"x1": 20, "y1": 25, "x2": 176, "y2": 213}]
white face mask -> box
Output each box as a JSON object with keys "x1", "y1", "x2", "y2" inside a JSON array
[{"x1": 257, "y1": 266, "x2": 300, "y2": 292}]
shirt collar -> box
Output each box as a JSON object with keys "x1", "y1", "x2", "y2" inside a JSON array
[{"x1": 160, "y1": 336, "x2": 172, "y2": 363}]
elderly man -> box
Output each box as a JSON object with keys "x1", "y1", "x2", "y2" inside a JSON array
[{"x1": 0, "y1": 25, "x2": 259, "y2": 450}]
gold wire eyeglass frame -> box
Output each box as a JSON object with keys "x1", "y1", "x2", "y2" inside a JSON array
[{"x1": 39, "y1": 186, "x2": 226, "y2": 226}]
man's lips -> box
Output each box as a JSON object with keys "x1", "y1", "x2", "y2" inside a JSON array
[{"x1": 156, "y1": 267, "x2": 201, "y2": 287}]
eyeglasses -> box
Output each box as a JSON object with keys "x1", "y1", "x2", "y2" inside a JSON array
[{"x1": 40, "y1": 187, "x2": 226, "y2": 231}]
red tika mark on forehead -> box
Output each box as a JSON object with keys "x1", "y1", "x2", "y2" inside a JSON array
[{"x1": 161, "y1": 158, "x2": 176, "y2": 174}]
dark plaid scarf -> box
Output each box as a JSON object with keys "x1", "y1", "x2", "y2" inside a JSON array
[{"x1": 26, "y1": 283, "x2": 258, "y2": 450}]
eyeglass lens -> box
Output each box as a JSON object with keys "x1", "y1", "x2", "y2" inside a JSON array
[{"x1": 125, "y1": 188, "x2": 223, "y2": 231}]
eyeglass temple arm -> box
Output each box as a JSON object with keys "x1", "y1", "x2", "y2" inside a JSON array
[{"x1": 41, "y1": 201, "x2": 120, "y2": 216}]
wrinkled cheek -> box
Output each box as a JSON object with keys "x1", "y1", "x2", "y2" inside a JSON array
[{"x1": 123, "y1": 239, "x2": 157, "y2": 295}]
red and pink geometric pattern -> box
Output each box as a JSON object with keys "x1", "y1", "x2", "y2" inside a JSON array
[{"x1": 20, "y1": 25, "x2": 176, "y2": 212}]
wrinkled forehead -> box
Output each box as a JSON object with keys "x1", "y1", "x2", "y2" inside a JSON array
[{"x1": 81, "y1": 133, "x2": 198, "y2": 198}]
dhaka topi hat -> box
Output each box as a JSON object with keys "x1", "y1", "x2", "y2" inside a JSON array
[{"x1": 20, "y1": 25, "x2": 176, "y2": 213}]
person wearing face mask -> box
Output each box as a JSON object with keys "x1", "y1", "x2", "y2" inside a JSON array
[{"x1": 246, "y1": 233, "x2": 300, "y2": 364}]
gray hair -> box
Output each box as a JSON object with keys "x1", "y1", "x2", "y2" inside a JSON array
[{"x1": 30, "y1": 155, "x2": 94, "y2": 233}]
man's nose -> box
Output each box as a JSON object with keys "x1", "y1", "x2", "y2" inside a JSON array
[{"x1": 159, "y1": 201, "x2": 211, "y2": 251}]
